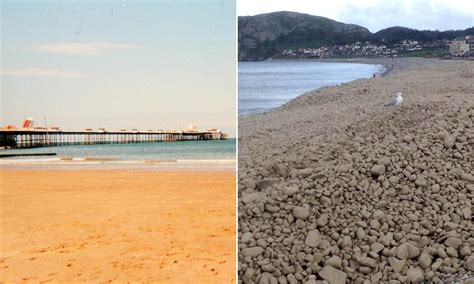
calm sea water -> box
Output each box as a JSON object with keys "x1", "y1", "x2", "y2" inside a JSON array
[
  {"x1": 0, "y1": 139, "x2": 235, "y2": 170},
  {"x1": 238, "y1": 61, "x2": 383, "y2": 114}
]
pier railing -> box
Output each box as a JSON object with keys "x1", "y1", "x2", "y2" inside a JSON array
[{"x1": 0, "y1": 129, "x2": 227, "y2": 149}]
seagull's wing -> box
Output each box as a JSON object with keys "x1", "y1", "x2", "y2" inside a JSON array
[{"x1": 384, "y1": 96, "x2": 397, "y2": 106}]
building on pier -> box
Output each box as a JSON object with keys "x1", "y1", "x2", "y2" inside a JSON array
[
  {"x1": 1, "y1": 118, "x2": 228, "y2": 148},
  {"x1": 1, "y1": 125, "x2": 227, "y2": 149}
]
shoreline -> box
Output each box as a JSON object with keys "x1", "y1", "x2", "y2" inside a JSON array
[
  {"x1": 238, "y1": 59, "x2": 473, "y2": 282},
  {"x1": 238, "y1": 58, "x2": 448, "y2": 117},
  {"x1": 1, "y1": 170, "x2": 236, "y2": 282},
  {"x1": 0, "y1": 157, "x2": 236, "y2": 172},
  {"x1": 0, "y1": 163, "x2": 236, "y2": 172},
  {"x1": 241, "y1": 57, "x2": 456, "y2": 118},
  {"x1": 0, "y1": 138, "x2": 236, "y2": 171},
  {"x1": 264, "y1": 57, "x2": 452, "y2": 76},
  {"x1": 311, "y1": 57, "x2": 450, "y2": 76}
]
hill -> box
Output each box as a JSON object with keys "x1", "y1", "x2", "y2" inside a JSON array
[
  {"x1": 238, "y1": 11, "x2": 371, "y2": 61},
  {"x1": 238, "y1": 11, "x2": 473, "y2": 61},
  {"x1": 371, "y1": 26, "x2": 474, "y2": 44}
]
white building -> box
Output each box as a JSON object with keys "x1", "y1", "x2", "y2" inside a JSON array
[{"x1": 450, "y1": 37, "x2": 470, "y2": 56}]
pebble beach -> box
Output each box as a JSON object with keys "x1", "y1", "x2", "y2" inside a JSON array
[{"x1": 238, "y1": 58, "x2": 473, "y2": 283}]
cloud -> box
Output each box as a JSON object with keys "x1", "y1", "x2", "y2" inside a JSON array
[
  {"x1": 238, "y1": 0, "x2": 473, "y2": 32},
  {"x1": 1, "y1": 67, "x2": 83, "y2": 78},
  {"x1": 34, "y1": 42, "x2": 140, "y2": 55},
  {"x1": 337, "y1": 0, "x2": 474, "y2": 32}
]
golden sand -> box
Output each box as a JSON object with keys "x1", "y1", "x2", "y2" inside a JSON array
[{"x1": 0, "y1": 170, "x2": 235, "y2": 283}]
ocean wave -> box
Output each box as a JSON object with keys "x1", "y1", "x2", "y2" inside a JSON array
[{"x1": 0, "y1": 157, "x2": 62, "y2": 163}]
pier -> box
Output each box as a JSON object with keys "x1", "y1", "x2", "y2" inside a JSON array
[{"x1": 0, "y1": 129, "x2": 228, "y2": 149}]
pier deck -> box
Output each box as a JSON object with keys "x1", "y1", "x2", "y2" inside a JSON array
[{"x1": 0, "y1": 129, "x2": 227, "y2": 149}]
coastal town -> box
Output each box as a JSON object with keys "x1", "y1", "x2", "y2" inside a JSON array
[{"x1": 279, "y1": 35, "x2": 474, "y2": 59}]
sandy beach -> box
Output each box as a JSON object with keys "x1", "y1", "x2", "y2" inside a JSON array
[
  {"x1": 1, "y1": 170, "x2": 236, "y2": 283},
  {"x1": 238, "y1": 58, "x2": 473, "y2": 283}
]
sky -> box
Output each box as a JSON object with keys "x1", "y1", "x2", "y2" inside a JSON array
[
  {"x1": 1, "y1": 0, "x2": 236, "y2": 135},
  {"x1": 238, "y1": 0, "x2": 474, "y2": 32}
]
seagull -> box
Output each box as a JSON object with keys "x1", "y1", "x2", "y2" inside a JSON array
[{"x1": 385, "y1": 92, "x2": 403, "y2": 107}]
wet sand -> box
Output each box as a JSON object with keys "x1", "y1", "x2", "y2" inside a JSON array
[{"x1": 1, "y1": 170, "x2": 235, "y2": 283}]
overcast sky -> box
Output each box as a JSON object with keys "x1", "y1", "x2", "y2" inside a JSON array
[
  {"x1": 238, "y1": 0, "x2": 474, "y2": 32},
  {"x1": 1, "y1": 1, "x2": 236, "y2": 135}
]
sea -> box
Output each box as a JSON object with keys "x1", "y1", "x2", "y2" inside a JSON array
[
  {"x1": 238, "y1": 60, "x2": 383, "y2": 114},
  {"x1": 0, "y1": 139, "x2": 236, "y2": 171}
]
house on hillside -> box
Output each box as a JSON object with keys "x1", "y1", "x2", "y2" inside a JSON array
[
  {"x1": 466, "y1": 35, "x2": 474, "y2": 56},
  {"x1": 449, "y1": 36, "x2": 472, "y2": 56}
]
